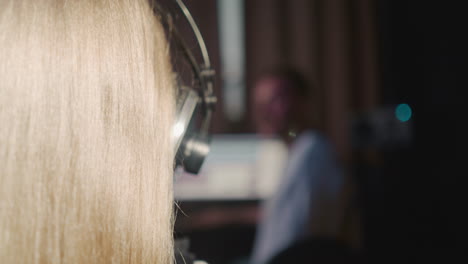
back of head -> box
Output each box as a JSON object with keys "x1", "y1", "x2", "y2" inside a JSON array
[
  {"x1": 252, "y1": 66, "x2": 315, "y2": 140},
  {"x1": 0, "y1": 0, "x2": 175, "y2": 263}
]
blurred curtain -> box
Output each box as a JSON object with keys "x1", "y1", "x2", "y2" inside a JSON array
[{"x1": 245, "y1": 0, "x2": 380, "y2": 164}]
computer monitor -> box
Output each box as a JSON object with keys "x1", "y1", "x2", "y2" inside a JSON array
[{"x1": 174, "y1": 134, "x2": 288, "y2": 201}]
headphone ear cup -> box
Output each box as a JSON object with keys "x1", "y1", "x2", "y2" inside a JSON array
[
  {"x1": 174, "y1": 89, "x2": 211, "y2": 174},
  {"x1": 173, "y1": 89, "x2": 198, "y2": 153}
]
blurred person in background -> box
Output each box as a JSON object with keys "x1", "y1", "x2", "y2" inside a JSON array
[
  {"x1": 249, "y1": 67, "x2": 360, "y2": 264},
  {"x1": 0, "y1": 0, "x2": 177, "y2": 263}
]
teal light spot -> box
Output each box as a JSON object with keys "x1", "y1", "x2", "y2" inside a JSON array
[{"x1": 395, "y1": 103, "x2": 412, "y2": 122}]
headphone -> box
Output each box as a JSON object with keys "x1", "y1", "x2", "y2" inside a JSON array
[{"x1": 158, "y1": 0, "x2": 217, "y2": 174}]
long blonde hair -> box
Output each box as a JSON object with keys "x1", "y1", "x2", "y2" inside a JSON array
[{"x1": 0, "y1": 0, "x2": 175, "y2": 263}]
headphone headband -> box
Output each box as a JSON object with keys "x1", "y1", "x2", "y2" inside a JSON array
[{"x1": 158, "y1": 0, "x2": 217, "y2": 174}]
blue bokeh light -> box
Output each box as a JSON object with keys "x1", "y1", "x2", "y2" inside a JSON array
[{"x1": 395, "y1": 103, "x2": 412, "y2": 122}]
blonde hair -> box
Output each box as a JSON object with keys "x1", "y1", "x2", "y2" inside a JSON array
[{"x1": 0, "y1": 0, "x2": 175, "y2": 263}]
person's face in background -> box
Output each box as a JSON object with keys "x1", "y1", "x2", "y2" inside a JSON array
[{"x1": 252, "y1": 76, "x2": 301, "y2": 137}]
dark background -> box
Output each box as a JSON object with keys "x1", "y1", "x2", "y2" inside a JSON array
[{"x1": 169, "y1": 0, "x2": 466, "y2": 263}]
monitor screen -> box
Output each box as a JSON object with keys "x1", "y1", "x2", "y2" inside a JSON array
[{"x1": 174, "y1": 134, "x2": 288, "y2": 201}]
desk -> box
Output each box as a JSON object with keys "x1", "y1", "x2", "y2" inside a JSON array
[{"x1": 174, "y1": 200, "x2": 261, "y2": 264}]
